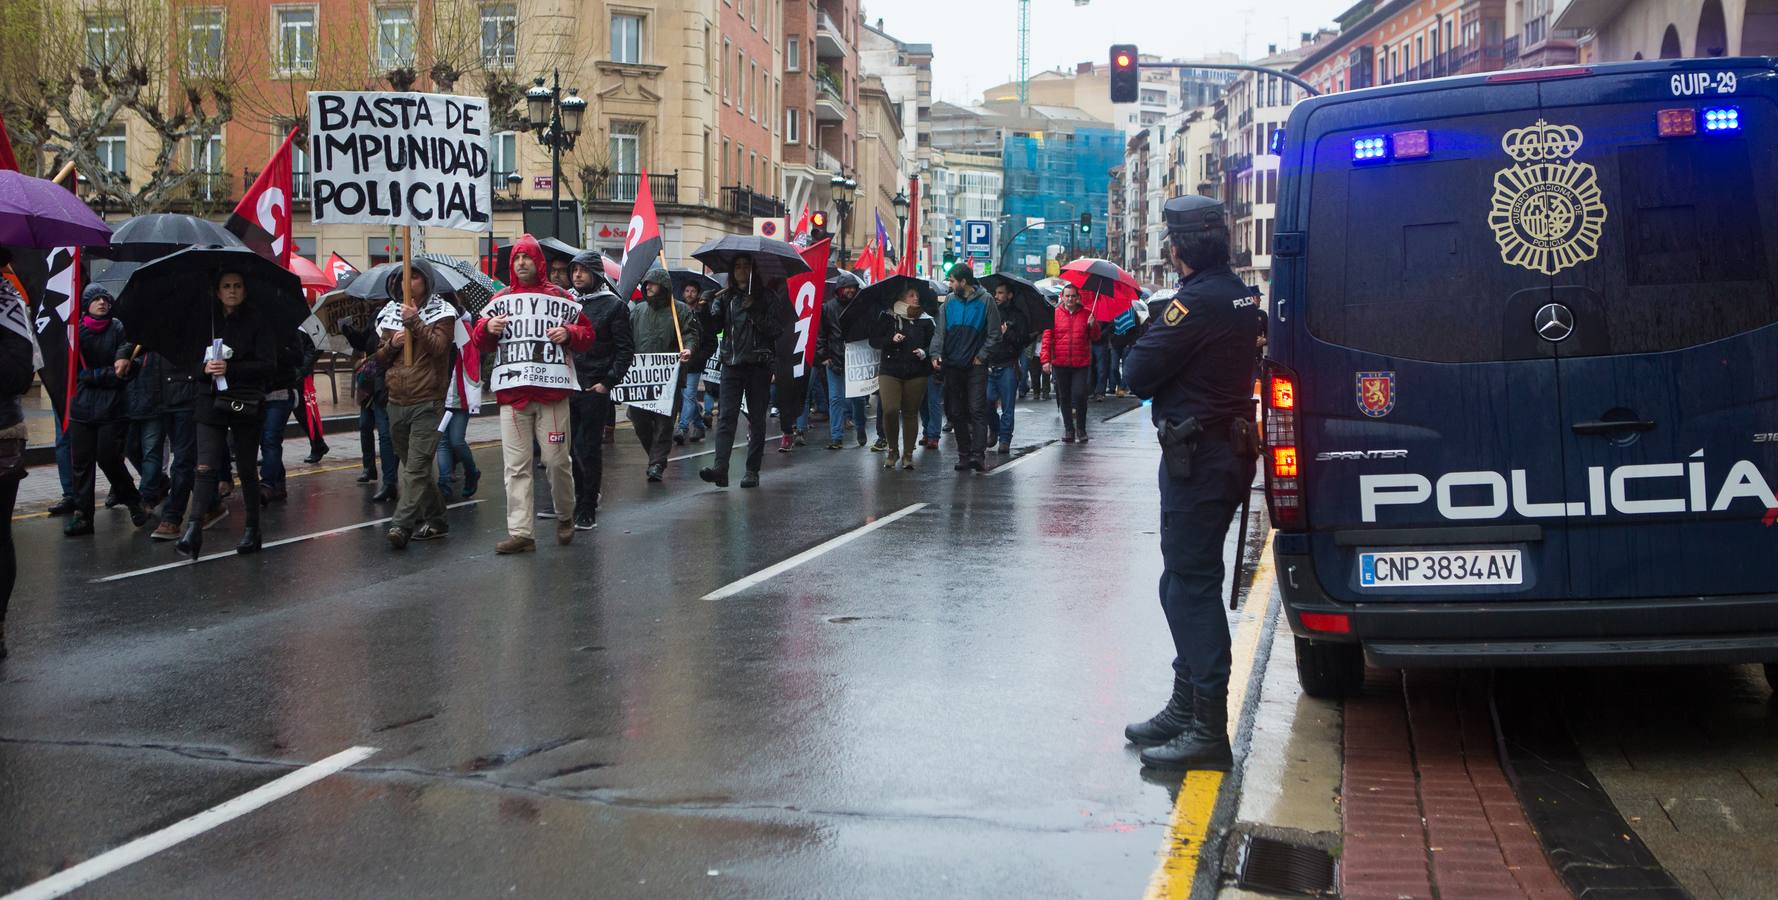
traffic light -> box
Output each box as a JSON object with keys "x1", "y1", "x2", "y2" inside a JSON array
[
  {"x1": 1110, "y1": 45, "x2": 1139, "y2": 103},
  {"x1": 1079, "y1": 212, "x2": 1092, "y2": 235},
  {"x1": 810, "y1": 211, "x2": 827, "y2": 230},
  {"x1": 941, "y1": 251, "x2": 958, "y2": 277}
]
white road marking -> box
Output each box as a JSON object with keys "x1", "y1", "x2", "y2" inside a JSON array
[
  {"x1": 669, "y1": 449, "x2": 715, "y2": 462},
  {"x1": 702, "y1": 503, "x2": 928, "y2": 601},
  {"x1": 1, "y1": 745, "x2": 379, "y2": 900},
  {"x1": 93, "y1": 501, "x2": 484, "y2": 583},
  {"x1": 986, "y1": 448, "x2": 1046, "y2": 476},
  {"x1": 1106, "y1": 403, "x2": 1150, "y2": 422}
]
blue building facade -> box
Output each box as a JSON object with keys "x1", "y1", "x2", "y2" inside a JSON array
[{"x1": 1000, "y1": 127, "x2": 1124, "y2": 279}]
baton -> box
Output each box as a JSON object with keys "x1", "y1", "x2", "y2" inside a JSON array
[{"x1": 1230, "y1": 345, "x2": 1265, "y2": 611}]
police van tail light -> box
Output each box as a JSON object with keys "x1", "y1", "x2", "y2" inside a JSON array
[{"x1": 1264, "y1": 363, "x2": 1305, "y2": 531}]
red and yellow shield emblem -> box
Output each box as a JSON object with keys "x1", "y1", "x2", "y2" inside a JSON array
[{"x1": 1356, "y1": 372, "x2": 1396, "y2": 418}]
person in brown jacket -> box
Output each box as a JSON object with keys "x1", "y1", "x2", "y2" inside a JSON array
[{"x1": 374, "y1": 263, "x2": 457, "y2": 549}]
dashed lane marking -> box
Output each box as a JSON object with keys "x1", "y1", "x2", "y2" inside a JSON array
[
  {"x1": 0, "y1": 745, "x2": 379, "y2": 900},
  {"x1": 1143, "y1": 530, "x2": 1277, "y2": 900},
  {"x1": 701, "y1": 503, "x2": 928, "y2": 601},
  {"x1": 90, "y1": 501, "x2": 485, "y2": 584}
]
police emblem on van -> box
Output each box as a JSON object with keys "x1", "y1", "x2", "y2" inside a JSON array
[
  {"x1": 1488, "y1": 119, "x2": 1608, "y2": 275},
  {"x1": 1356, "y1": 372, "x2": 1395, "y2": 418}
]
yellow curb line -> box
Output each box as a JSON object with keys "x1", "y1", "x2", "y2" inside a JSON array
[{"x1": 1143, "y1": 528, "x2": 1278, "y2": 900}]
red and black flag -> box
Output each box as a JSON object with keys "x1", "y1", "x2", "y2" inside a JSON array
[
  {"x1": 613, "y1": 169, "x2": 663, "y2": 303},
  {"x1": 227, "y1": 127, "x2": 297, "y2": 266}
]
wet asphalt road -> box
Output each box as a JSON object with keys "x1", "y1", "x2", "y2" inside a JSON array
[{"x1": 0, "y1": 396, "x2": 1252, "y2": 898}]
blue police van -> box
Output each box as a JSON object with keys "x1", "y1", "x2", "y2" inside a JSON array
[{"x1": 1264, "y1": 58, "x2": 1778, "y2": 698}]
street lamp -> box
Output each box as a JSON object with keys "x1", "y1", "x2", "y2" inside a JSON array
[
  {"x1": 892, "y1": 189, "x2": 909, "y2": 238},
  {"x1": 830, "y1": 173, "x2": 858, "y2": 266},
  {"x1": 526, "y1": 70, "x2": 586, "y2": 242}
]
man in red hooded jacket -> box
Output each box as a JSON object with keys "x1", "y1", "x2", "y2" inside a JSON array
[{"x1": 472, "y1": 235, "x2": 595, "y2": 553}]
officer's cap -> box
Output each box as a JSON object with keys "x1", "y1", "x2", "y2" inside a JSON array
[{"x1": 1163, "y1": 195, "x2": 1226, "y2": 235}]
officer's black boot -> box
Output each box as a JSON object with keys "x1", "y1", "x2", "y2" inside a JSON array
[
  {"x1": 1124, "y1": 675, "x2": 1194, "y2": 746},
  {"x1": 1139, "y1": 693, "x2": 1232, "y2": 771}
]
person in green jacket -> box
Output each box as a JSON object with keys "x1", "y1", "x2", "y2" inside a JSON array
[{"x1": 629, "y1": 268, "x2": 700, "y2": 482}]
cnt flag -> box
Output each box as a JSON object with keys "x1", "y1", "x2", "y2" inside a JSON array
[
  {"x1": 227, "y1": 127, "x2": 298, "y2": 266},
  {"x1": 18, "y1": 247, "x2": 80, "y2": 427},
  {"x1": 791, "y1": 205, "x2": 811, "y2": 246},
  {"x1": 325, "y1": 252, "x2": 359, "y2": 284},
  {"x1": 614, "y1": 169, "x2": 663, "y2": 303},
  {"x1": 786, "y1": 238, "x2": 832, "y2": 377}
]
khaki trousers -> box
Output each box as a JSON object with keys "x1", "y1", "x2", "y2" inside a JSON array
[{"x1": 499, "y1": 397, "x2": 575, "y2": 538}]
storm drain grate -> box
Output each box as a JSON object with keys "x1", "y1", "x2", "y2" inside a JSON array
[{"x1": 1235, "y1": 834, "x2": 1337, "y2": 897}]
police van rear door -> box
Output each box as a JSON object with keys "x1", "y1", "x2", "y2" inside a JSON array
[
  {"x1": 1538, "y1": 62, "x2": 1778, "y2": 599},
  {"x1": 1295, "y1": 82, "x2": 1573, "y2": 602}
]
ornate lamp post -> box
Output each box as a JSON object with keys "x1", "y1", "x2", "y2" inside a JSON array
[
  {"x1": 526, "y1": 70, "x2": 587, "y2": 242},
  {"x1": 830, "y1": 173, "x2": 858, "y2": 266}
]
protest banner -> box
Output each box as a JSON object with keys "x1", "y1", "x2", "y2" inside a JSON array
[
  {"x1": 844, "y1": 340, "x2": 880, "y2": 398},
  {"x1": 612, "y1": 352, "x2": 682, "y2": 416},
  {"x1": 483, "y1": 292, "x2": 583, "y2": 392},
  {"x1": 786, "y1": 239, "x2": 831, "y2": 378},
  {"x1": 307, "y1": 92, "x2": 491, "y2": 231}
]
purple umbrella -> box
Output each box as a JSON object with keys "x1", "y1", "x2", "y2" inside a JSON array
[{"x1": 0, "y1": 170, "x2": 112, "y2": 248}]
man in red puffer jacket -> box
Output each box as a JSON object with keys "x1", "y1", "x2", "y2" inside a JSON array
[
  {"x1": 1040, "y1": 283, "x2": 1101, "y2": 443},
  {"x1": 472, "y1": 235, "x2": 595, "y2": 554}
]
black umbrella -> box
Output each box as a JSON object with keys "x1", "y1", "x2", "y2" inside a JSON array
[
  {"x1": 692, "y1": 235, "x2": 810, "y2": 282},
  {"x1": 669, "y1": 268, "x2": 721, "y2": 298},
  {"x1": 981, "y1": 272, "x2": 1053, "y2": 333},
  {"x1": 112, "y1": 246, "x2": 305, "y2": 365},
  {"x1": 857, "y1": 274, "x2": 940, "y2": 325},
  {"x1": 344, "y1": 259, "x2": 446, "y2": 302},
  {"x1": 537, "y1": 237, "x2": 582, "y2": 263},
  {"x1": 100, "y1": 213, "x2": 244, "y2": 262}
]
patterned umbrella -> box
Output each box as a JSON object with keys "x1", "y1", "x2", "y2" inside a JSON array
[{"x1": 418, "y1": 252, "x2": 502, "y2": 314}]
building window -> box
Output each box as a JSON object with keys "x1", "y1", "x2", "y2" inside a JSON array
[
  {"x1": 609, "y1": 121, "x2": 642, "y2": 175},
  {"x1": 490, "y1": 131, "x2": 517, "y2": 183},
  {"x1": 787, "y1": 36, "x2": 800, "y2": 71},
  {"x1": 737, "y1": 51, "x2": 747, "y2": 113},
  {"x1": 374, "y1": 7, "x2": 416, "y2": 70},
  {"x1": 721, "y1": 138, "x2": 730, "y2": 183},
  {"x1": 611, "y1": 13, "x2": 642, "y2": 64},
  {"x1": 97, "y1": 127, "x2": 127, "y2": 176},
  {"x1": 85, "y1": 14, "x2": 126, "y2": 67},
  {"x1": 750, "y1": 61, "x2": 759, "y2": 120},
  {"x1": 183, "y1": 8, "x2": 224, "y2": 75},
  {"x1": 722, "y1": 39, "x2": 732, "y2": 103},
  {"x1": 480, "y1": 4, "x2": 516, "y2": 68},
  {"x1": 190, "y1": 134, "x2": 223, "y2": 200},
  {"x1": 786, "y1": 107, "x2": 799, "y2": 143},
  {"x1": 275, "y1": 7, "x2": 317, "y2": 75}
]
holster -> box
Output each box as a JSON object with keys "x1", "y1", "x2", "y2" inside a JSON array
[
  {"x1": 1230, "y1": 417, "x2": 1261, "y2": 461},
  {"x1": 1157, "y1": 417, "x2": 1203, "y2": 480}
]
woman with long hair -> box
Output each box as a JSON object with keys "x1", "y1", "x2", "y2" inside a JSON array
[{"x1": 869, "y1": 285, "x2": 935, "y2": 469}]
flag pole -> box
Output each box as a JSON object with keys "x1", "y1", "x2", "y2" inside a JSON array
[
  {"x1": 401, "y1": 226, "x2": 414, "y2": 366},
  {"x1": 657, "y1": 247, "x2": 684, "y2": 353}
]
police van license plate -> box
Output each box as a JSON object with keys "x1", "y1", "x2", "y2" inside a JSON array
[{"x1": 1359, "y1": 550, "x2": 1522, "y2": 588}]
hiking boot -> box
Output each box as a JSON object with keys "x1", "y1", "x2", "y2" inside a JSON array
[
  {"x1": 1125, "y1": 676, "x2": 1195, "y2": 746},
  {"x1": 739, "y1": 471, "x2": 760, "y2": 489},
  {"x1": 386, "y1": 526, "x2": 411, "y2": 550},
  {"x1": 699, "y1": 467, "x2": 729, "y2": 487},
  {"x1": 151, "y1": 521, "x2": 181, "y2": 541},
  {"x1": 495, "y1": 535, "x2": 536, "y2": 554},
  {"x1": 556, "y1": 519, "x2": 575, "y2": 546},
  {"x1": 1139, "y1": 695, "x2": 1233, "y2": 771}
]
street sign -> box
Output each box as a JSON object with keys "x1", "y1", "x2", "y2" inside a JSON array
[
  {"x1": 753, "y1": 217, "x2": 787, "y2": 239},
  {"x1": 964, "y1": 219, "x2": 993, "y2": 258},
  {"x1": 533, "y1": 176, "x2": 554, "y2": 190}
]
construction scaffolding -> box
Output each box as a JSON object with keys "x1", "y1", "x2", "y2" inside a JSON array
[{"x1": 1000, "y1": 127, "x2": 1123, "y2": 278}]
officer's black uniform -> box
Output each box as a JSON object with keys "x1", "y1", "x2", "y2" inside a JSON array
[{"x1": 1120, "y1": 195, "x2": 1260, "y2": 771}]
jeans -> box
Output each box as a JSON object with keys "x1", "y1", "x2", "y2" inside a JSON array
[
  {"x1": 358, "y1": 403, "x2": 396, "y2": 487},
  {"x1": 1108, "y1": 346, "x2": 1127, "y2": 393},
  {"x1": 921, "y1": 372, "x2": 944, "y2": 439},
  {"x1": 69, "y1": 419, "x2": 139, "y2": 518},
  {"x1": 193, "y1": 416, "x2": 262, "y2": 529},
  {"x1": 125, "y1": 416, "x2": 166, "y2": 499},
  {"x1": 1053, "y1": 365, "x2": 1091, "y2": 437},
  {"x1": 160, "y1": 407, "x2": 198, "y2": 524},
  {"x1": 1091, "y1": 344, "x2": 1112, "y2": 395},
  {"x1": 569, "y1": 391, "x2": 612, "y2": 513},
  {"x1": 825, "y1": 366, "x2": 867, "y2": 442},
  {"x1": 1157, "y1": 439, "x2": 1254, "y2": 697},
  {"x1": 387, "y1": 400, "x2": 446, "y2": 533},
  {"x1": 879, "y1": 374, "x2": 928, "y2": 458},
  {"x1": 986, "y1": 365, "x2": 1019, "y2": 444},
  {"x1": 711, "y1": 364, "x2": 772, "y2": 476},
  {"x1": 677, "y1": 372, "x2": 705, "y2": 432},
  {"x1": 259, "y1": 396, "x2": 294, "y2": 491},
  {"x1": 437, "y1": 407, "x2": 480, "y2": 489},
  {"x1": 940, "y1": 365, "x2": 989, "y2": 464}
]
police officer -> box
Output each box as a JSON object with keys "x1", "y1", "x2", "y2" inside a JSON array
[{"x1": 1120, "y1": 195, "x2": 1262, "y2": 771}]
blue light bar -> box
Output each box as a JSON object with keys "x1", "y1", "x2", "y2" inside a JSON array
[
  {"x1": 1269, "y1": 129, "x2": 1286, "y2": 155},
  {"x1": 1703, "y1": 106, "x2": 1741, "y2": 132},
  {"x1": 1351, "y1": 136, "x2": 1389, "y2": 163}
]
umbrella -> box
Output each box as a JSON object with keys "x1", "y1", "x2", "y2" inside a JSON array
[
  {"x1": 111, "y1": 246, "x2": 305, "y2": 365},
  {"x1": 670, "y1": 268, "x2": 721, "y2": 298},
  {"x1": 857, "y1": 274, "x2": 940, "y2": 332},
  {"x1": 287, "y1": 255, "x2": 333, "y2": 291},
  {"x1": 980, "y1": 272, "x2": 1053, "y2": 333},
  {"x1": 826, "y1": 270, "x2": 862, "y2": 292},
  {"x1": 315, "y1": 272, "x2": 379, "y2": 337},
  {"x1": 692, "y1": 235, "x2": 810, "y2": 282},
  {"x1": 0, "y1": 170, "x2": 112, "y2": 248},
  {"x1": 419, "y1": 252, "x2": 503, "y2": 314},
  {"x1": 1033, "y1": 276, "x2": 1065, "y2": 293},
  {"x1": 101, "y1": 213, "x2": 241, "y2": 261},
  {"x1": 344, "y1": 258, "x2": 446, "y2": 303},
  {"x1": 537, "y1": 237, "x2": 582, "y2": 262},
  {"x1": 1059, "y1": 258, "x2": 1141, "y2": 322}
]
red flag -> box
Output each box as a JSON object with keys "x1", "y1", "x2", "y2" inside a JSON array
[
  {"x1": 62, "y1": 248, "x2": 81, "y2": 429},
  {"x1": 896, "y1": 177, "x2": 920, "y2": 277},
  {"x1": 786, "y1": 238, "x2": 832, "y2": 378},
  {"x1": 791, "y1": 205, "x2": 811, "y2": 243},
  {"x1": 852, "y1": 240, "x2": 876, "y2": 282},
  {"x1": 301, "y1": 375, "x2": 323, "y2": 441},
  {"x1": 227, "y1": 127, "x2": 298, "y2": 266},
  {"x1": 0, "y1": 112, "x2": 19, "y2": 172},
  {"x1": 325, "y1": 252, "x2": 359, "y2": 284},
  {"x1": 614, "y1": 170, "x2": 663, "y2": 303}
]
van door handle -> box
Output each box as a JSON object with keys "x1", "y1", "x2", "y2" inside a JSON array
[{"x1": 1572, "y1": 419, "x2": 1656, "y2": 435}]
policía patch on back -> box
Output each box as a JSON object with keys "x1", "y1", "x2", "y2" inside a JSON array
[
  {"x1": 1162, "y1": 299, "x2": 1189, "y2": 326},
  {"x1": 1356, "y1": 371, "x2": 1396, "y2": 418}
]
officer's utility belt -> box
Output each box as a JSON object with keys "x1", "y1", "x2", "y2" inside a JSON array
[{"x1": 1157, "y1": 416, "x2": 1261, "y2": 479}]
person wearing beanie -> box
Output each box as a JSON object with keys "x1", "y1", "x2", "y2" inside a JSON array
[
  {"x1": 64, "y1": 284, "x2": 148, "y2": 536},
  {"x1": 375, "y1": 261, "x2": 457, "y2": 549},
  {"x1": 628, "y1": 267, "x2": 698, "y2": 483},
  {"x1": 567, "y1": 250, "x2": 631, "y2": 530}
]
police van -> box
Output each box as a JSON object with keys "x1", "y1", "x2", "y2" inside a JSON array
[{"x1": 1264, "y1": 58, "x2": 1778, "y2": 697}]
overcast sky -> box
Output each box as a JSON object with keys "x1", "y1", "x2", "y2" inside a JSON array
[{"x1": 862, "y1": 0, "x2": 1355, "y2": 104}]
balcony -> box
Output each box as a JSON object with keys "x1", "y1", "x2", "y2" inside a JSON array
[
  {"x1": 818, "y1": 150, "x2": 843, "y2": 174},
  {"x1": 1227, "y1": 153, "x2": 1253, "y2": 175},
  {"x1": 815, "y1": 10, "x2": 848, "y2": 60},
  {"x1": 720, "y1": 186, "x2": 786, "y2": 219},
  {"x1": 815, "y1": 71, "x2": 847, "y2": 122},
  {"x1": 184, "y1": 171, "x2": 233, "y2": 206},
  {"x1": 1503, "y1": 35, "x2": 1521, "y2": 62},
  {"x1": 243, "y1": 169, "x2": 312, "y2": 202},
  {"x1": 587, "y1": 171, "x2": 679, "y2": 205}
]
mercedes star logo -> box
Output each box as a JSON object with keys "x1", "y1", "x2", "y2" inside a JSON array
[{"x1": 1535, "y1": 303, "x2": 1574, "y2": 342}]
